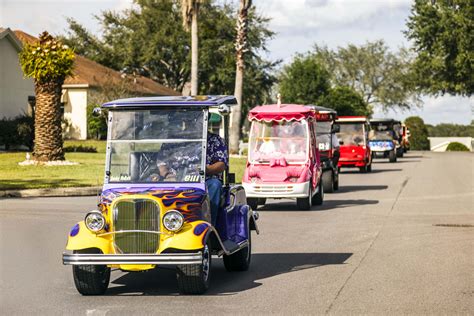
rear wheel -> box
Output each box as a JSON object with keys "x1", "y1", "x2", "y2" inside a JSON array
[
  {"x1": 223, "y1": 232, "x2": 251, "y2": 271},
  {"x1": 297, "y1": 183, "x2": 312, "y2": 210},
  {"x1": 312, "y1": 180, "x2": 324, "y2": 205},
  {"x1": 322, "y1": 171, "x2": 334, "y2": 193},
  {"x1": 72, "y1": 249, "x2": 110, "y2": 296},
  {"x1": 247, "y1": 198, "x2": 259, "y2": 210},
  {"x1": 367, "y1": 163, "x2": 372, "y2": 172},
  {"x1": 176, "y1": 240, "x2": 211, "y2": 294},
  {"x1": 389, "y1": 150, "x2": 397, "y2": 163}
]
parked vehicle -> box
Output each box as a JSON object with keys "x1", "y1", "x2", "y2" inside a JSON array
[
  {"x1": 62, "y1": 96, "x2": 259, "y2": 295},
  {"x1": 369, "y1": 118, "x2": 403, "y2": 162},
  {"x1": 307, "y1": 105, "x2": 340, "y2": 192},
  {"x1": 335, "y1": 116, "x2": 372, "y2": 172},
  {"x1": 242, "y1": 104, "x2": 324, "y2": 210}
]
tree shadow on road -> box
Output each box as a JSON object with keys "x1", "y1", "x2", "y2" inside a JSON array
[
  {"x1": 340, "y1": 168, "x2": 402, "y2": 174},
  {"x1": 336, "y1": 185, "x2": 388, "y2": 193},
  {"x1": 106, "y1": 252, "x2": 352, "y2": 296},
  {"x1": 256, "y1": 198, "x2": 379, "y2": 212}
]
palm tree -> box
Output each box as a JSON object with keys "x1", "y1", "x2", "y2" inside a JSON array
[
  {"x1": 19, "y1": 31, "x2": 75, "y2": 161},
  {"x1": 181, "y1": 0, "x2": 204, "y2": 95},
  {"x1": 230, "y1": 0, "x2": 252, "y2": 153}
]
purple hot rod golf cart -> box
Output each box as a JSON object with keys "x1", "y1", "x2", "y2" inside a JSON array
[{"x1": 62, "y1": 96, "x2": 259, "y2": 295}]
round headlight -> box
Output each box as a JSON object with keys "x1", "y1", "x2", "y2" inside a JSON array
[
  {"x1": 85, "y1": 211, "x2": 105, "y2": 232},
  {"x1": 163, "y1": 210, "x2": 184, "y2": 232}
]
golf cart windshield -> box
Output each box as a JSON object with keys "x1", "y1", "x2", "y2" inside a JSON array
[
  {"x1": 248, "y1": 120, "x2": 308, "y2": 163},
  {"x1": 316, "y1": 121, "x2": 332, "y2": 151},
  {"x1": 369, "y1": 124, "x2": 395, "y2": 141},
  {"x1": 337, "y1": 123, "x2": 365, "y2": 146},
  {"x1": 107, "y1": 109, "x2": 205, "y2": 183}
]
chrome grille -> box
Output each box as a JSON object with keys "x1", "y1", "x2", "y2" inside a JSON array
[{"x1": 112, "y1": 199, "x2": 160, "y2": 254}]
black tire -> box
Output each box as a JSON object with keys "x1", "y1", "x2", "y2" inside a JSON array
[
  {"x1": 389, "y1": 150, "x2": 397, "y2": 163},
  {"x1": 322, "y1": 171, "x2": 334, "y2": 193},
  {"x1": 396, "y1": 148, "x2": 404, "y2": 158},
  {"x1": 258, "y1": 198, "x2": 266, "y2": 206},
  {"x1": 312, "y1": 180, "x2": 324, "y2": 205},
  {"x1": 297, "y1": 183, "x2": 312, "y2": 210},
  {"x1": 176, "y1": 239, "x2": 212, "y2": 294},
  {"x1": 247, "y1": 198, "x2": 259, "y2": 210},
  {"x1": 367, "y1": 163, "x2": 372, "y2": 172},
  {"x1": 72, "y1": 249, "x2": 110, "y2": 296},
  {"x1": 223, "y1": 232, "x2": 251, "y2": 272}
]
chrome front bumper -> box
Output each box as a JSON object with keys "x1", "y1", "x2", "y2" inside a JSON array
[{"x1": 62, "y1": 252, "x2": 203, "y2": 265}]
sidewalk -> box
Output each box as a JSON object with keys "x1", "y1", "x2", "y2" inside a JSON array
[{"x1": 0, "y1": 186, "x2": 102, "y2": 198}]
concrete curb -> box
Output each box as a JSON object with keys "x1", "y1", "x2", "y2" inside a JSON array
[{"x1": 0, "y1": 186, "x2": 102, "y2": 198}]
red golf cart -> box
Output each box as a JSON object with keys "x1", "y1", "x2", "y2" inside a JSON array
[{"x1": 335, "y1": 116, "x2": 372, "y2": 173}]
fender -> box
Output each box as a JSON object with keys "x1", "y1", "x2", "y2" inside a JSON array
[
  {"x1": 160, "y1": 220, "x2": 211, "y2": 251},
  {"x1": 65, "y1": 221, "x2": 113, "y2": 254}
]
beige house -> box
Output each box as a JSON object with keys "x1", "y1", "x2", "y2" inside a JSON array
[
  {"x1": 0, "y1": 28, "x2": 35, "y2": 119},
  {"x1": 1, "y1": 28, "x2": 179, "y2": 140}
]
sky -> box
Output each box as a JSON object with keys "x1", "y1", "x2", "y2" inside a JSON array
[{"x1": 1, "y1": 0, "x2": 472, "y2": 125}]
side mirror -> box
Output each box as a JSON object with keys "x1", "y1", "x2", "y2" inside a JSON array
[
  {"x1": 331, "y1": 124, "x2": 340, "y2": 133},
  {"x1": 92, "y1": 107, "x2": 102, "y2": 117},
  {"x1": 218, "y1": 104, "x2": 231, "y2": 116}
]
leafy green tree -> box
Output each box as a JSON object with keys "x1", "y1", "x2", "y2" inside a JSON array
[
  {"x1": 405, "y1": 116, "x2": 430, "y2": 150},
  {"x1": 427, "y1": 122, "x2": 474, "y2": 137},
  {"x1": 313, "y1": 41, "x2": 420, "y2": 112},
  {"x1": 19, "y1": 32, "x2": 75, "y2": 161},
  {"x1": 278, "y1": 53, "x2": 330, "y2": 104},
  {"x1": 62, "y1": 0, "x2": 278, "y2": 119},
  {"x1": 318, "y1": 86, "x2": 370, "y2": 116},
  {"x1": 405, "y1": 0, "x2": 473, "y2": 95}
]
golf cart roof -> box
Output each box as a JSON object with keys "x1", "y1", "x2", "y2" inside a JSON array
[
  {"x1": 102, "y1": 95, "x2": 237, "y2": 109},
  {"x1": 248, "y1": 104, "x2": 315, "y2": 122},
  {"x1": 370, "y1": 118, "x2": 401, "y2": 125},
  {"x1": 306, "y1": 105, "x2": 337, "y2": 121},
  {"x1": 336, "y1": 116, "x2": 368, "y2": 123}
]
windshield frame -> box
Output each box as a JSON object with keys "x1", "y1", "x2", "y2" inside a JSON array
[
  {"x1": 104, "y1": 108, "x2": 208, "y2": 185},
  {"x1": 248, "y1": 119, "x2": 310, "y2": 164}
]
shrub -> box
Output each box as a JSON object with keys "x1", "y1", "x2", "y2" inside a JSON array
[
  {"x1": 0, "y1": 114, "x2": 34, "y2": 150},
  {"x1": 446, "y1": 142, "x2": 469, "y2": 152},
  {"x1": 64, "y1": 145, "x2": 97, "y2": 153}
]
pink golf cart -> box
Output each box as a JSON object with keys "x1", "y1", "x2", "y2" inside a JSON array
[{"x1": 242, "y1": 104, "x2": 324, "y2": 210}]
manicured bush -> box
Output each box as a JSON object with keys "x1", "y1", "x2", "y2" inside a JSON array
[
  {"x1": 0, "y1": 114, "x2": 34, "y2": 150},
  {"x1": 64, "y1": 145, "x2": 98, "y2": 153},
  {"x1": 446, "y1": 142, "x2": 469, "y2": 152}
]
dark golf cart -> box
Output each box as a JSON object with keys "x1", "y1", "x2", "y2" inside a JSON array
[
  {"x1": 307, "y1": 105, "x2": 340, "y2": 193},
  {"x1": 369, "y1": 118, "x2": 403, "y2": 162}
]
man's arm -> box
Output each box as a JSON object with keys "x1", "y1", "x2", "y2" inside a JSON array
[{"x1": 206, "y1": 162, "x2": 226, "y2": 175}]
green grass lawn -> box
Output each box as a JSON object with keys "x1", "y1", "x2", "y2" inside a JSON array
[{"x1": 0, "y1": 142, "x2": 247, "y2": 190}]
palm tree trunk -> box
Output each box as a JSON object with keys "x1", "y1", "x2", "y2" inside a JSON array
[
  {"x1": 190, "y1": 4, "x2": 199, "y2": 95},
  {"x1": 33, "y1": 80, "x2": 65, "y2": 161},
  {"x1": 230, "y1": 0, "x2": 252, "y2": 154}
]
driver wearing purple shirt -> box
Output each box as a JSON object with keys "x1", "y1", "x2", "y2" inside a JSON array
[{"x1": 206, "y1": 132, "x2": 228, "y2": 226}]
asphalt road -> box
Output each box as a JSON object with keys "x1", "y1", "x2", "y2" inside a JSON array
[{"x1": 1, "y1": 151, "x2": 473, "y2": 315}]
